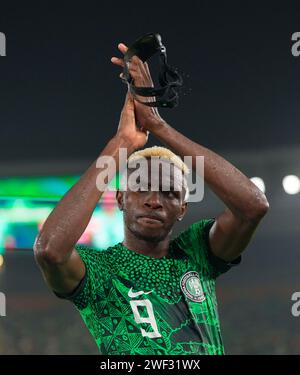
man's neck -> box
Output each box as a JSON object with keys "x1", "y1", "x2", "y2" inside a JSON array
[{"x1": 123, "y1": 229, "x2": 171, "y2": 259}]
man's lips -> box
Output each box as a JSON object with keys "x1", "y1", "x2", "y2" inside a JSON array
[{"x1": 136, "y1": 214, "x2": 164, "y2": 223}]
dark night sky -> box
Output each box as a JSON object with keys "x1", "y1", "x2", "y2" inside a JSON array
[{"x1": 0, "y1": 1, "x2": 300, "y2": 163}]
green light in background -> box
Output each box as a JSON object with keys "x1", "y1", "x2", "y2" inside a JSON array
[
  {"x1": 0, "y1": 174, "x2": 124, "y2": 252},
  {"x1": 0, "y1": 174, "x2": 121, "y2": 200},
  {"x1": 0, "y1": 176, "x2": 80, "y2": 199}
]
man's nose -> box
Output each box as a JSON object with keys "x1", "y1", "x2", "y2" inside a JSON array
[{"x1": 144, "y1": 191, "x2": 163, "y2": 209}]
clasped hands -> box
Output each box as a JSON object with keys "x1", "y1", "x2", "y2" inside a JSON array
[{"x1": 111, "y1": 43, "x2": 166, "y2": 150}]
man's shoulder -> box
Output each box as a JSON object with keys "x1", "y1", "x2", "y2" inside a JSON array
[
  {"x1": 171, "y1": 218, "x2": 215, "y2": 266},
  {"x1": 74, "y1": 243, "x2": 121, "y2": 265},
  {"x1": 174, "y1": 218, "x2": 215, "y2": 246}
]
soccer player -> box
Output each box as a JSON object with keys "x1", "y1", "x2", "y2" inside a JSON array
[{"x1": 34, "y1": 43, "x2": 269, "y2": 355}]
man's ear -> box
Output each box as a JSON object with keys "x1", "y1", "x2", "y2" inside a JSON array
[
  {"x1": 116, "y1": 190, "x2": 124, "y2": 211},
  {"x1": 178, "y1": 202, "x2": 188, "y2": 221}
]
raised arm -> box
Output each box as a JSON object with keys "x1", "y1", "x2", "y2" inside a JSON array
[
  {"x1": 140, "y1": 121, "x2": 269, "y2": 262},
  {"x1": 111, "y1": 43, "x2": 269, "y2": 262},
  {"x1": 34, "y1": 91, "x2": 148, "y2": 295}
]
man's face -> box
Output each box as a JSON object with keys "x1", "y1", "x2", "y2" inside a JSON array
[{"x1": 116, "y1": 158, "x2": 188, "y2": 242}]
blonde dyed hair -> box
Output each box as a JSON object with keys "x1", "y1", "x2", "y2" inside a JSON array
[
  {"x1": 128, "y1": 146, "x2": 190, "y2": 175},
  {"x1": 125, "y1": 146, "x2": 190, "y2": 201}
]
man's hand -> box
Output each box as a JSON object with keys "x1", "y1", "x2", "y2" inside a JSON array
[
  {"x1": 116, "y1": 88, "x2": 149, "y2": 150},
  {"x1": 111, "y1": 43, "x2": 166, "y2": 132}
]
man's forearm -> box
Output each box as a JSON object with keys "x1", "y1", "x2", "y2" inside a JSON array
[
  {"x1": 151, "y1": 120, "x2": 269, "y2": 220},
  {"x1": 34, "y1": 135, "x2": 135, "y2": 263}
]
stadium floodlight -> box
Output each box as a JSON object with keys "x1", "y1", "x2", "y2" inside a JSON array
[{"x1": 282, "y1": 175, "x2": 300, "y2": 195}]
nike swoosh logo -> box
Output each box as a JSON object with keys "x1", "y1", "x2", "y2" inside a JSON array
[{"x1": 128, "y1": 287, "x2": 153, "y2": 298}]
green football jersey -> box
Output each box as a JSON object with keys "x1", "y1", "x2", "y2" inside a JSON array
[{"x1": 57, "y1": 219, "x2": 240, "y2": 355}]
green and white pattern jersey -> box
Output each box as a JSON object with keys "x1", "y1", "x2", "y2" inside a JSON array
[{"x1": 57, "y1": 219, "x2": 241, "y2": 355}]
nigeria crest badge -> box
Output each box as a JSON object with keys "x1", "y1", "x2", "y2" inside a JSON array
[{"x1": 180, "y1": 271, "x2": 206, "y2": 302}]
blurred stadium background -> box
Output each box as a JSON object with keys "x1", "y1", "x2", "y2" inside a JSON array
[{"x1": 1, "y1": 1, "x2": 300, "y2": 355}]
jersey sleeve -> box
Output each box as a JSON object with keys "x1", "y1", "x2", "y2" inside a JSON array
[
  {"x1": 54, "y1": 245, "x2": 103, "y2": 310},
  {"x1": 174, "y1": 218, "x2": 241, "y2": 279}
]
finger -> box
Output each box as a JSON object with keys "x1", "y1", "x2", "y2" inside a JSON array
[
  {"x1": 131, "y1": 55, "x2": 143, "y2": 67},
  {"x1": 119, "y1": 70, "x2": 140, "y2": 85},
  {"x1": 143, "y1": 62, "x2": 154, "y2": 86},
  {"x1": 124, "y1": 62, "x2": 140, "y2": 79},
  {"x1": 136, "y1": 60, "x2": 154, "y2": 87},
  {"x1": 121, "y1": 101, "x2": 134, "y2": 121},
  {"x1": 130, "y1": 56, "x2": 153, "y2": 86},
  {"x1": 124, "y1": 88, "x2": 135, "y2": 110},
  {"x1": 111, "y1": 57, "x2": 124, "y2": 67},
  {"x1": 113, "y1": 57, "x2": 139, "y2": 78},
  {"x1": 119, "y1": 72, "x2": 132, "y2": 82},
  {"x1": 117, "y1": 44, "x2": 153, "y2": 85},
  {"x1": 131, "y1": 55, "x2": 148, "y2": 74},
  {"x1": 118, "y1": 43, "x2": 128, "y2": 54}
]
